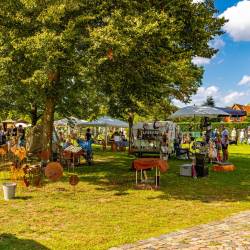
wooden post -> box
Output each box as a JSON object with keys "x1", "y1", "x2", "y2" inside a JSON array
[{"x1": 136, "y1": 171, "x2": 138, "y2": 185}]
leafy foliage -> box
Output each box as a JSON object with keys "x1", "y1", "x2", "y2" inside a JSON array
[
  {"x1": 86, "y1": 0, "x2": 225, "y2": 120},
  {"x1": 202, "y1": 96, "x2": 215, "y2": 107}
]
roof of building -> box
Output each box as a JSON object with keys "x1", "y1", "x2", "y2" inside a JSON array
[
  {"x1": 232, "y1": 104, "x2": 244, "y2": 109},
  {"x1": 232, "y1": 104, "x2": 250, "y2": 114},
  {"x1": 216, "y1": 107, "x2": 246, "y2": 117},
  {"x1": 243, "y1": 106, "x2": 250, "y2": 113}
]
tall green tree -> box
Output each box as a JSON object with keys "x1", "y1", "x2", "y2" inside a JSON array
[
  {"x1": 0, "y1": 82, "x2": 44, "y2": 125},
  {"x1": 87, "y1": 0, "x2": 225, "y2": 144},
  {"x1": 0, "y1": 1, "x2": 98, "y2": 152},
  {"x1": 202, "y1": 96, "x2": 215, "y2": 107}
]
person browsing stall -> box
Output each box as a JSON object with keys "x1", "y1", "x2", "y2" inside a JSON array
[
  {"x1": 17, "y1": 125, "x2": 25, "y2": 147},
  {"x1": 221, "y1": 125, "x2": 229, "y2": 162},
  {"x1": 0, "y1": 126, "x2": 6, "y2": 146},
  {"x1": 85, "y1": 128, "x2": 92, "y2": 141}
]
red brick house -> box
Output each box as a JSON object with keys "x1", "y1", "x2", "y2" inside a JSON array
[
  {"x1": 216, "y1": 107, "x2": 246, "y2": 122},
  {"x1": 231, "y1": 104, "x2": 250, "y2": 121},
  {"x1": 232, "y1": 104, "x2": 250, "y2": 114}
]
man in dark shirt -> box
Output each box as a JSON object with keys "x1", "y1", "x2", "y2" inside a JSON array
[
  {"x1": 0, "y1": 126, "x2": 6, "y2": 145},
  {"x1": 85, "y1": 128, "x2": 92, "y2": 141}
]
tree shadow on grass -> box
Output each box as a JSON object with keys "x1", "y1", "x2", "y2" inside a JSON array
[
  {"x1": 14, "y1": 196, "x2": 32, "y2": 200},
  {"x1": 147, "y1": 153, "x2": 250, "y2": 203},
  {"x1": 0, "y1": 233, "x2": 50, "y2": 250},
  {"x1": 61, "y1": 151, "x2": 250, "y2": 203}
]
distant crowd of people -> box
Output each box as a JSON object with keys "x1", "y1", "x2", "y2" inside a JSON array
[
  {"x1": 56, "y1": 128, "x2": 92, "y2": 150},
  {"x1": 0, "y1": 124, "x2": 26, "y2": 148},
  {"x1": 175, "y1": 125, "x2": 248, "y2": 163}
]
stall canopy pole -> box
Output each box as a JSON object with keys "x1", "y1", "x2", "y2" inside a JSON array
[{"x1": 105, "y1": 126, "x2": 108, "y2": 146}]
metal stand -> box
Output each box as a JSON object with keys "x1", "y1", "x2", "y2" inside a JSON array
[{"x1": 135, "y1": 167, "x2": 160, "y2": 188}]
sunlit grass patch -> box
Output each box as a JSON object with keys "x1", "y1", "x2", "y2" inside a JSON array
[{"x1": 0, "y1": 145, "x2": 249, "y2": 249}]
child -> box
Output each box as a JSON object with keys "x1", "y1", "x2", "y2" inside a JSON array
[
  {"x1": 208, "y1": 140, "x2": 217, "y2": 163},
  {"x1": 215, "y1": 136, "x2": 222, "y2": 162}
]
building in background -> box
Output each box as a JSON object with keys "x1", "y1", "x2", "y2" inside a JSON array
[
  {"x1": 216, "y1": 107, "x2": 246, "y2": 122},
  {"x1": 231, "y1": 104, "x2": 250, "y2": 122}
]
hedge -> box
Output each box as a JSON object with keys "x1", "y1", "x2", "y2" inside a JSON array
[{"x1": 178, "y1": 122, "x2": 250, "y2": 132}]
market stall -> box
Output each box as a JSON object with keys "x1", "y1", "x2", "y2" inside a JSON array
[
  {"x1": 169, "y1": 106, "x2": 233, "y2": 177},
  {"x1": 78, "y1": 116, "x2": 129, "y2": 150},
  {"x1": 131, "y1": 121, "x2": 178, "y2": 158}
]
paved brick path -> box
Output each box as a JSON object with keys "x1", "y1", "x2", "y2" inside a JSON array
[{"x1": 110, "y1": 211, "x2": 250, "y2": 250}]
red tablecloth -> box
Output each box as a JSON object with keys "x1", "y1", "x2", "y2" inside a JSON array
[{"x1": 133, "y1": 158, "x2": 168, "y2": 173}]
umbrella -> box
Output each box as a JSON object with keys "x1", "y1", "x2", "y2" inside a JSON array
[
  {"x1": 15, "y1": 122, "x2": 31, "y2": 128},
  {"x1": 169, "y1": 106, "x2": 230, "y2": 119}
]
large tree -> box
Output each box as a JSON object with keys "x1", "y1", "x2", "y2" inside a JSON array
[
  {"x1": 0, "y1": 1, "x2": 99, "y2": 153},
  {"x1": 87, "y1": 0, "x2": 225, "y2": 144},
  {"x1": 0, "y1": 0, "x2": 225, "y2": 154}
]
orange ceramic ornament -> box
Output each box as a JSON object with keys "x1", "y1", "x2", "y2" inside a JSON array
[
  {"x1": 45, "y1": 162, "x2": 63, "y2": 182},
  {"x1": 69, "y1": 175, "x2": 79, "y2": 186}
]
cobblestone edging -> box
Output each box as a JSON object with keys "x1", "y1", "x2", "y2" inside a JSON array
[{"x1": 110, "y1": 211, "x2": 250, "y2": 249}]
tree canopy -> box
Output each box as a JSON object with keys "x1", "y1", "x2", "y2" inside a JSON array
[{"x1": 87, "y1": 0, "x2": 225, "y2": 120}]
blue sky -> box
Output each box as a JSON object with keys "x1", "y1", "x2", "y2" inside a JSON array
[{"x1": 175, "y1": 0, "x2": 250, "y2": 107}]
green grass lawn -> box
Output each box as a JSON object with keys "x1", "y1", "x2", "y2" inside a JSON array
[{"x1": 0, "y1": 145, "x2": 250, "y2": 250}]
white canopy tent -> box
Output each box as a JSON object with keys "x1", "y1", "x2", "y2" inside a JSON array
[
  {"x1": 78, "y1": 116, "x2": 129, "y2": 128},
  {"x1": 54, "y1": 117, "x2": 87, "y2": 137},
  {"x1": 54, "y1": 117, "x2": 86, "y2": 127},
  {"x1": 78, "y1": 116, "x2": 128, "y2": 145},
  {"x1": 1, "y1": 119, "x2": 16, "y2": 124},
  {"x1": 169, "y1": 106, "x2": 230, "y2": 119}
]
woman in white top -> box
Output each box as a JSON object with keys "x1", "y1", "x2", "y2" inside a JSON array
[{"x1": 239, "y1": 129, "x2": 245, "y2": 144}]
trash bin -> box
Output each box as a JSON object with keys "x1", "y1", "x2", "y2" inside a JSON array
[{"x1": 2, "y1": 183, "x2": 17, "y2": 200}]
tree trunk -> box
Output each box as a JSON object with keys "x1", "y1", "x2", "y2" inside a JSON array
[
  {"x1": 42, "y1": 97, "x2": 56, "y2": 160},
  {"x1": 30, "y1": 104, "x2": 38, "y2": 126},
  {"x1": 128, "y1": 113, "x2": 134, "y2": 155}
]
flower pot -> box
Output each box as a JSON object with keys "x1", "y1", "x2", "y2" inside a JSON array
[{"x1": 2, "y1": 183, "x2": 17, "y2": 200}]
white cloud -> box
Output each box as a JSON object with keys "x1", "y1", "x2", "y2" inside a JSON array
[
  {"x1": 191, "y1": 86, "x2": 220, "y2": 105},
  {"x1": 198, "y1": 86, "x2": 219, "y2": 96},
  {"x1": 192, "y1": 56, "x2": 211, "y2": 66},
  {"x1": 220, "y1": 0, "x2": 250, "y2": 41},
  {"x1": 223, "y1": 91, "x2": 245, "y2": 104},
  {"x1": 209, "y1": 37, "x2": 225, "y2": 50},
  {"x1": 173, "y1": 85, "x2": 220, "y2": 107},
  {"x1": 172, "y1": 99, "x2": 186, "y2": 108},
  {"x1": 192, "y1": 0, "x2": 204, "y2": 3},
  {"x1": 238, "y1": 75, "x2": 250, "y2": 85},
  {"x1": 192, "y1": 38, "x2": 224, "y2": 67},
  {"x1": 173, "y1": 86, "x2": 250, "y2": 108}
]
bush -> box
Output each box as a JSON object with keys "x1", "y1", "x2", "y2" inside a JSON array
[{"x1": 178, "y1": 122, "x2": 250, "y2": 132}]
